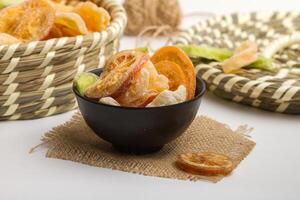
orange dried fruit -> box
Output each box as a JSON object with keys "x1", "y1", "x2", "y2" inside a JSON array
[
  {"x1": 151, "y1": 46, "x2": 196, "y2": 100},
  {"x1": 74, "y1": 1, "x2": 111, "y2": 32},
  {"x1": 85, "y1": 50, "x2": 150, "y2": 99},
  {"x1": 0, "y1": 33, "x2": 22, "y2": 45},
  {"x1": 221, "y1": 41, "x2": 258, "y2": 74},
  {"x1": 52, "y1": 12, "x2": 88, "y2": 37},
  {"x1": 154, "y1": 60, "x2": 188, "y2": 92},
  {"x1": 176, "y1": 152, "x2": 234, "y2": 176},
  {"x1": 0, "y1": 0, "x2": 55, "y2": 41}
]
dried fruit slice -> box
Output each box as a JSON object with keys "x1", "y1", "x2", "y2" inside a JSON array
[
  {"x1": 146, "y1": 85, "x2": 186, "y2": 107},
  {"x1": 52, "y1": 12, "x2": 88, "y2": 37},
  {"x1": 144, "y1": 61, "x2": 169, "y2": 93},
  {"x1": 74, "y1": 1, "x2": 110, "y2": 32},
  {"x1": 99, "y1": 97, "x2": 120, "y2": 106},
  {"x1": 85, "y1": 50, "x2": 149, "y2": 99},
  {"x1": 176, "y1": 152, "x2": 234, "y2": 176},
  {"x1": 116, "y1": 68, "x2": 150, "y2": 107},
  {"x1": 0, "y1": 33, "x2": 22, "y2": 45},
  {"x1": 0, "y1": 0, "x2": 55, "y2": 41},
  {"x1": 221, "y1": 41, "x2": 258, "y2": 74},
  {"x1": 151, "y1": 46, "x2": 196, "y2": 100},
  {"x1": 154, "y1": 60, "x2": 188, "y2": 92},
  {"x1": 47, "y1": 0, "x2": 73, "y2": 12}
]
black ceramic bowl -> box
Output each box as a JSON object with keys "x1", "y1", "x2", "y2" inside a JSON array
[{"x1": 73, "y1": 69, "x2": 206, "y2": 154}]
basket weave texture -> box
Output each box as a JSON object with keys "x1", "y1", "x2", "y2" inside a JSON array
[
  {"x1": 174, "y1": 11, "x2": 300, "y2": 114},
  {"x1": 0, "y1": 0, "x2": 127, "y2": 120}
]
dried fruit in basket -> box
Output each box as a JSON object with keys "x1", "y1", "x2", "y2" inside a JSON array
[
  {"x1": 154, "y1": 60, "x2": 188, "y2": 92},
  {"x1": 85, "y1": 50, "x2": 150, "y2": 99},
  {"x1": 146, "y1": 85, "x2": 186, "y2": 107},
  {"x1": 74, "y1": 1, "x2": 111, "y2": 32},
  {"x1": 47, "y1": 0, "x2": 73, "y2": 12},
  {"x1": 176, "y1": 152, "x2": 234, "y2": 176},
  {"x1": 0, "y1": 0, "x2": 55, "y2": 41},
  {"x1": 50, "y1": 12, "x2": 88, "y2": 38},
  {"x1": 74, "y1": 72, "x2": 99, "y2": 96},
  {"x1": 151, "y1": 46, "x2": 196, "y2": 100},
  {"x1": 221, "y1": 41, "x2": 258, "y2": 73},
  {"x1": 0, "y1": 33, "x2": 22, "y2": 45},
  {"x1": 0, "y1": 0, "x2": 24, "y2": 9}
]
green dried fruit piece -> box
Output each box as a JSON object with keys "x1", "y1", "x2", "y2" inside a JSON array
[{"x1": 74, "y1": 72, "x2": 98, "y2": 96}]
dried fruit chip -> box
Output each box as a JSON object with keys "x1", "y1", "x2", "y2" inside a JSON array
[
  {"x1": 146, "y1": 85, "x2": 186, "y2": 107},
  {"x1": 151, "y1": 46, "x2": 196, "y2": 100},
  {"x1": 99, "y1": 97, "x2": 120, "y2": 106},
  {"x1": 221, "y1": 41, "x2": 258, "y2": 74},
  {"x1": 144, "y1": 61, "x2": 169, "y2": 93},
  {"x1": 0, "y1": 33, "x2": 22, "y2": 45},
  {"x1": 47, "y1": 0, "x2": 73, "y2": 12},
  {"x1": 52, "y1": 12, "x2": 88, "y2": 37},
  {"x1": 116, "y1": 68, "x2": 150, "y2": 107},
  {"x1": 74, "y1": 72, "x2": 98, "y2": 96},
  {"x1": 85, "y1": 50, "x2": 149, "y2": 99},
  {"x1": 154, "y1": 60, "x2": 188, "y2": 92},
  {"x1": 176, "y1": 152, "x2": 234, "y2": 176},
  {"x1": 74, "y1": 1, "x2": 110, "y2": 32},
  {"x1": 0, "y1": 0, "x2": 55, "y2": 41}
]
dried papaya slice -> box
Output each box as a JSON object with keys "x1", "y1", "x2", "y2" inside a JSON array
[
  {"x1": 85, "y1": 50, "x2": 150, "y2": 99},
  {"x1": 151, "y1": 46, "x2": 196, "y2": 100},
  {"x1": 52, "y1": 12, "x2": 88, "y2": 37},
  {"x1": 74, "y1": 1, "x2": 110, "y2": 32},
  {"x1": 0, "y1": 33, "x2": 22, "y2": 45},
  {"x1": 0, "y1": 0, "x2": 55, "y2": 41},
  {"x1": 176, "y1": 152, "x2": 234, "y2": 176},
  {"x1": 154, "y1": 60, "x2": 188, "y2": 93},
  {"x1": 221, "y1": 41, "x2": 258, "y2": 74}
]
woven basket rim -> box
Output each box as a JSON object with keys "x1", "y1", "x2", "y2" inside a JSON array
[
  {"x1": 0, "y1": 0, "x2": 127, "y2": 60},
  {"x1": 173, "y1": 11, "x2": 300, "y2": 114}
]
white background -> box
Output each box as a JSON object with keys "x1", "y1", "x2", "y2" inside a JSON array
[{"x1": 1, "y1": 0, "x2": 300, "y2": 199}]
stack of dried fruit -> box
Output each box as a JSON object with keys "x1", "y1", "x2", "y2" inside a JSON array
[
  {"x1": 0, "y1": 0, "x2": 111, "y2": 45},
  {"x1": 74, "y1": 46, "x2": 197, "y2": 108}
]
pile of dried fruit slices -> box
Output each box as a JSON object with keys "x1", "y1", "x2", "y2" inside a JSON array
[
  {"x1": 0, "y1": 0, "x2": 111, "y2": 45},
  {"x1": 74, "y1": 46, "x2": 197, "y2": 108}
]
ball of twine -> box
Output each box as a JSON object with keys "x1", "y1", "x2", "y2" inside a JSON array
[{"x1": 123, "y1": 0, "x2": 182, "y2": 36}]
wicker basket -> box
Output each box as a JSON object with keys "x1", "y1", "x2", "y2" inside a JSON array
[
  {"x1": 173, "y1": 11, "x2": 300, "y2": 114},
  {"x1": 0, "y1": 0, "x2": 127, "y2": 120}
]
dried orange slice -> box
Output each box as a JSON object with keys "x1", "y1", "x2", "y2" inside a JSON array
[
  {"x1": 221, "y1": 41, "x2": 258, "y2": 74},
  {"x1": 52, "y1": 12, "x2": 88, "y2": 37},
  {"x1": 74, "y1": 1, "x2": 110, "y2": 32},
  {"x1": 85, "y1": 50, "x2": 150, "y2": 99},
  {"x1": 151, "y1": 46, "x2": 196, "y2": 100},
  {"x1": 0, "y1": 0, "x2": 55, "y2": 41},
  {"x1": 0, "y1": 33, "x2": 22, "y2": 45},
  {"x1": 176, "y1": 152, "x2": 234, "y2": 176},
  {"x1": 154, "y1": 60, "x2": 188, "y2": 92}
]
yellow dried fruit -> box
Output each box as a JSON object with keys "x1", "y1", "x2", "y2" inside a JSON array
[
  {"x1": 74, "y1": 1, "x2": 111, "y2": 32},
  {"x1": 0, "y1": 0, "x2": 55, "y2": 41},
  {"x1": 0, "y1": 33, "x2": 22, "y2": 45}
]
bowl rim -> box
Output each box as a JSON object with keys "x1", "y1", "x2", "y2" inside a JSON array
[{"x1": 73, "y1": 69, "x2": 206, "y2": 110}]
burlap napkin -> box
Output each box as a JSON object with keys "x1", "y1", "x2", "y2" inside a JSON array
[{"x1": 34, "y1": 113, "x2": 255, "y2": 182}]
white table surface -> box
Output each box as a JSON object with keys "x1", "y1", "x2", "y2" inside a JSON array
[{"x1": 1, "y1": 0, "x2": 300, "y2": 199}]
